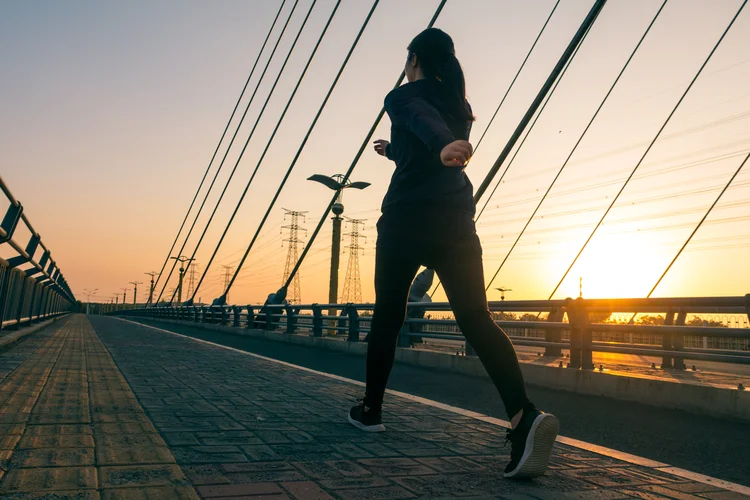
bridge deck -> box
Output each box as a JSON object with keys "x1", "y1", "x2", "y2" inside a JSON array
[{"x1": 0, "y1": 315, "x2": 745, "y2": 499}]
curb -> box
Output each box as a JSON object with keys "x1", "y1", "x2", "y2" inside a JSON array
[
  {"x1": 128, "y1": 317, "x2": 750, "y2": 422},
  {"x1": 0, "y1": 315, "x2": 66, "y2": 349}
]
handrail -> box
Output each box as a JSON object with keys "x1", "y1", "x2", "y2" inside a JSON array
[
  {"x1": 112, "y1": 294, "x2": 750, "y2": 369},
  {"x1": 0, "y1": 175, "x2": 76, "y2": 330}
]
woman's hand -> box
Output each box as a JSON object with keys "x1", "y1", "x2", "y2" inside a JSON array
[
  {"x1": 373, "y1": 139, "x2": 390, "y2": 157},
  {"x1": 440, "y1": 140, "x2": 473, "y2": 167}
]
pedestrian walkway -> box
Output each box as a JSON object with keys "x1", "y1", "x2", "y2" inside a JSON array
[{"x1": 0, "y1": 315, "x2": 746, "y2": 499}]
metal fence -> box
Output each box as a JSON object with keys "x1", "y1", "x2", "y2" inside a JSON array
[
  {"x1": 113, "y1": 294, "x2": 750, "y2": 369},
  {"x1": 0, "y1": 176, "x2": 75, "y2": 330}
]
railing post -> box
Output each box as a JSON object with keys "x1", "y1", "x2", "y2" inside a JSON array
[
  {"x1": 246, "y1": 306, "x2": 255, "y2": 329},
  {"x1": 544, "y1": 307, "x2": 564, "y2": 357},
  {"x1": 397, "y1": 322, "x2": 411, "y2": 348},
  {"x1": 200, "y1": 306, "x2": 207, "y2": 323},
  {"x1": 232, "y1": 306, "x2": 241, "y2": 327},
  {"x1": 567, "y1": 297, "x2": 593, "y2": 370},
  {"x1": 673, "y1": 310, "x2": 687, "y2": 370},
  {"x1": 347, "y1": 305, "x2": 360, "y2": 342},
  {"x1": 265, "y1": 306, "x2": 274, "y2": 331},
  {"x1": 13, "y1": 277, "x2": 29, "y2": 329},
  {"x1": 311, "y1": 304, "x2": 323, "y2": 337},
  {"x1": 0, "y1": 267, "x2": 12, "y2": 331},
  {"x1": 661, "y1": 309, "x2": 675, "y2": 369},
  {"x1": 284, "y1": 304, "x2": 296, "y2": 334}
]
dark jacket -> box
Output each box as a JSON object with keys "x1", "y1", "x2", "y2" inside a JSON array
[{"x1": 380, "y1": 79, "x2": 475, "y2": 222}]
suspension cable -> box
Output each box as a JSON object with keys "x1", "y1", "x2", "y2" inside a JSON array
[
  {"x1": 189, "y1": 0, "x2": 353, "y2": 303},
  {"x1": 148, "y1": 0, "x2": 287, "y2": 304},
  {"x1": 430, "y1": 0, "x2": 605, "y2": 297},
  {"x1": 212, "y1": 0, "x2": 381, "y2": 304},
  {"x1": 155, "y1": 0, "x2": 311, "y2": 304},
  {"x1": 483, "y1": 0, "x2": 669, "y2": 293},
  {"x1": 154, "y1": 0, "x2": 302, "y2": 304},
  {"x1": 643, "y1": 150, "x2": 749, "y2": 299},
  {"x1": 547, "y1": 0, "x2": 747, "y2": 300},
  {"x1": 470, "y1": 0, "x2": 560, "y2": 158},
  {"x1": 282, "y1": 0, "x2": 450, "y2": 290}
]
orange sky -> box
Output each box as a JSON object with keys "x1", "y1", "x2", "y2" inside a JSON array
[{"x1": 2, "y1": 0, "x2": 749, "y2": 305}]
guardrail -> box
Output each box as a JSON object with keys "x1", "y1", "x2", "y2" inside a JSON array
[
  {"x1": 0, "y1": 176, "x2": 75, "y2": 330},
  {"x1": 113, "y1": 294, "x2": 750, "y2": 369}
]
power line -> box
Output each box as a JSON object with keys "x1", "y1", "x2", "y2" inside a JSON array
[
  {"x1": 547, "y1": 0, "x2": 747, "y2": 300},
  {"x1": 149, "y1": 0, "x2": 288, "y2": 304},
  {"x1": 483, "y1": 0, "x2": 669, "y2": 291}
]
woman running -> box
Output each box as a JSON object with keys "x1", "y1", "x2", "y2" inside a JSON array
[{"x1": 347, "y1": 28, "x2": 559, "y2": 479}]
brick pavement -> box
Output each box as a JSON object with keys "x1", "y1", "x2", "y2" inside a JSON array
[{"x1": 1, "y1": 315, "x2": 747, "y2": 499}]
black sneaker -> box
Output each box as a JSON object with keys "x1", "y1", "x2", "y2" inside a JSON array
[
  {"x1": 503, "y1": 408, "x2": 558, "y2": 479},
  {"x1": 348, "y1": 400, "x2": 385, "y2": 432}
]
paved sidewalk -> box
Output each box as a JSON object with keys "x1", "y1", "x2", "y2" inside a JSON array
[{"x1": 1, "y1": 315, "x2": 747, "y2": 499}]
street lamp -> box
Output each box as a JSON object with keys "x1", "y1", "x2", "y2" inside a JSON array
[
  {"x1": 83, "y1": 288, "x2": 98, "y2": 315},
  {"x1": 496, "y1": 287, "x2": 513, "y2": 301},
  {"x1": 307, "y1": 174, "x2": 370, "y2": 311}
]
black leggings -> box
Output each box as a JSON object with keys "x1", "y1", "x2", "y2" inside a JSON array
[{"x1": 365, "y1": 229, "x2": 532, "y2": 419}]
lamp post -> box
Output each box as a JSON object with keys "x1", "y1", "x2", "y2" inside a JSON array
[
  {"x1": 169, "y1": 256, "x2": 194, "y2": 304},
  {"x1": 145, "y1": 271, "x2": 157, "y2": 306},
  {"x1": 307, "y1": 174, "x2": 370, "y2": 319},
  {"x1": 130, "y1": 281, "x2": 143, "y2": 306},
  {"x1": 83, "y1": 288, "x2": 98, "y2": 315}
]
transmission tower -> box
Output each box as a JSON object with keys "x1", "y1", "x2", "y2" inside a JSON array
[
  {"x1": 186, "y1": 263, "x2": 199, "y2": 299},
  {"x1": 281, "y1": 209, "x2": 307, "y2": 304},
  {"x1": 220, "y1": 265, "x2": 233, "y2": 304},
  {"x1": 341, "y1": 218, "x2": 366, "y2": 304}
]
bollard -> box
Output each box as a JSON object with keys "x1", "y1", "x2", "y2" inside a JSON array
[
  {"x1": 544, "y1": 308, "x2": 564, "y2": 357},
  {"x1": 284, "y1": 303, "x2": 296, "y2": 334},
  {"x1": 311, "y1": 304, "x2": 323, "y2": 337},
  {"x1": 347, "y1": 305, "x2": 360, "y2": 342}
]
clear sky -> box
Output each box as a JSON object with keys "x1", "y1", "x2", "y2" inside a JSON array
[{"x1": 2, "y1": 0, "x2": 749, "y2": 305}]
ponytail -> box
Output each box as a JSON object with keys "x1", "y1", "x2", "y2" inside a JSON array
[{"x1": 407, "y1": 28, "x2": 475, "y2": 122}]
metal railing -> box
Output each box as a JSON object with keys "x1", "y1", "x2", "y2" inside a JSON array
[
  {"x1": 0, "y1": 176, "x2": 75, "y2": 330},
  {"x1": 113, "y1": 294, "x2": 750, "y2": 369}
]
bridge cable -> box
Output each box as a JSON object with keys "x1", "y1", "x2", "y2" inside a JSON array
[
  {"x1": 148, "y1": 0, "x2": 288, "y2": 304},
  {"x1": 280, "y1": 0, "x2": 450, "y2": 292},
  {"x1": 154, "y1": 0, "x2": 301, "y2": 304},
  {"x1": 627, "y1": 149, "x2": 750, "y2": 323},
  {"x1": 429, "y1": 0, "x2": 606, "y2": 297},
  {"x1": 187, "y1": 0, "x2": 352, "y2": 304},
  {"x1": 203, "y1": 1, "x2": 381, "y2": 304},
  {"x1": 481, "y1": 0, "x2": 669, "y2": 293},
  {"x1": 546, "y1": 0, "x2": 747, "y2": 300},
  {"x1": 469, "y1": 0, "x2": 561, "y2": 159},
  {"x1": 155, "y1": 0, "x2": 314, "y2": 304}
]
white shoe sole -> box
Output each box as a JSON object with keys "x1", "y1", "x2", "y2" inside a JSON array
[
  {"x1": 348, "y1": 412, "x2": 385, "y2": 433},
  {"x1": 504, "y1": 413, "x2": 559, "y2": 479}
]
